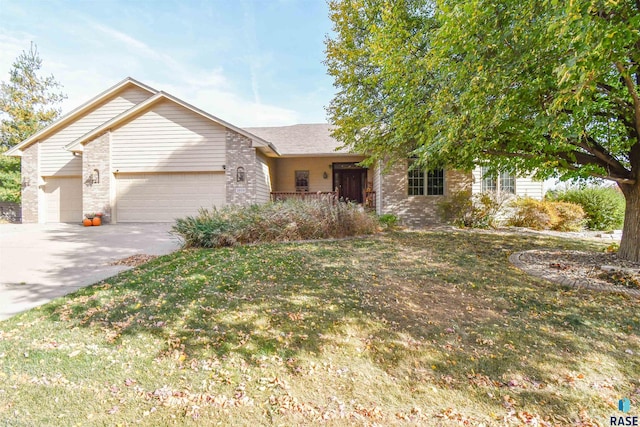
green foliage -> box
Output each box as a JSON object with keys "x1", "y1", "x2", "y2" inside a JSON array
[
  {"x1": 378, "y1": 213, "x2": 398, "y2": 229},
  {"x1": 0, "y1": 147, "x2": 20, "y2": 202},
  {"x1": 0, "y1": 42, "x2": 66, "y2": 149},
  {"x1": 547, "y1": 186, "x2": 625, "y2": 230},
  {"x1": 326, "y1": 0, "x2": 639, "y2": 182},
  {"x1": 437, "y1": 190, "x2": 503, "y2": 228},
  {"x1": 172, "y1": 199, "x2": 379, "y2": 248},
  {"x1": 507, "y1": 198, "x2": 585, "y2": 231},
  {"x1": 326, "y1": 0, "x2": 640, "y2": 259},
  {"x1": 0, "y1": 43, "x2": 66, "y2": 202}
]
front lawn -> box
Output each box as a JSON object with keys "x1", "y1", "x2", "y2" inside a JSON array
[{"x1": 0, "y1": 231, "x2": 637, "y2": 425}]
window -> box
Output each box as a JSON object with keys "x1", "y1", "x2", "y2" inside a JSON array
[
  {"x1": 499, "y1": 171, "x2": 515, "y2": 194},
  {"x1": 295, "y1": 170, "x2": 309, "y2": 192},
  {"x1": 408, "y1": 162, "x2": 425, "y2": 196},
  {"x1": 481, "y1": 167, "x2": 515, "y2": 194},
  {"x1": 427, "y1": 169, "x2": 445, "y2": 195},
  {"x1": 408, "y1": 159, "x2": 444, "y2": 196}
]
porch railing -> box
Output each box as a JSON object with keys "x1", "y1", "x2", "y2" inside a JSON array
[
  {"x1": 364, "y1": 191, "x2": 376, "y2": 210},
  {"x1": 270, "y1": 191, "x2": 377, "y2": 211},
  {"x1": 270, "y1": 191, "x2": 338, "y2": 203}
]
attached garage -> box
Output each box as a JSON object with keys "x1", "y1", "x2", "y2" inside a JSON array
[
  {"x1": 115, "y1": 172, "x2": 226, "y2": 222},
  {"x1": 43, "y1": 176, "x2": 83, "y2": 223}
]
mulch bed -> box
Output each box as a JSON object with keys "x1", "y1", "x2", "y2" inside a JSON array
[{"x1": 510, "y1": 250, "x2": 640, "y2": 297}]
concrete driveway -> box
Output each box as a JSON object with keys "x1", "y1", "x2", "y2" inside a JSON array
[{"x1": 0, "y1": 223, "x2": 182, "y2": 321}]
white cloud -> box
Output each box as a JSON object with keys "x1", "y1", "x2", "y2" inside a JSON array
[{"x1": 1, "y1": 17, "x2": 301, "y2": 128}]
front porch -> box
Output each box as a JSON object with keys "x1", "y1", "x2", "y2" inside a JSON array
[{"x1": 267, "y1": 157, "x2": 376, "y2": 210}]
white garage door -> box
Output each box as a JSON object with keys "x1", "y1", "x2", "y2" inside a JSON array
[
  {"x1": 116, "y1": 173, "x2": 226, "y2": 222},
  {"x1": 43, "y1": 176, "x2": 83, "y2": 223}
]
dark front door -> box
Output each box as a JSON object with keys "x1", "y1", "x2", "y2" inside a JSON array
[{"x1": 335, "y1": 169, "x2": 366, "y2": 203}]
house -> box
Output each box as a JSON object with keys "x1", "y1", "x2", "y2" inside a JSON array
[{"x1": 5, "y1": 77, "x2": 544, "y2": 226}]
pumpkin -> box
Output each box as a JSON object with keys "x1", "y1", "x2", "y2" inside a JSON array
[
  {"x1": 92, "y1": 217, "x2": 102, "y2": 226},
  {"x1": 83, "y1": 218, "x2": 92, "y2": 227}
]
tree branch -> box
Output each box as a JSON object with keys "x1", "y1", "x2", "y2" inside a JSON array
[
  {"x1": 579, "y1": 135, "x2": 630, "y2": 175},
  {"x1": 594, "y1": 84, "x2": 635, "y2": 120},
  {"x1": 615, "y1": 61, "x2": 640, "y2": 137},
  {"x1": 483, "y1": 148, "x2": 636, "y2": 184},
  {"x1": 557, "y1": 151, "x2": 635, "y2": 184}
]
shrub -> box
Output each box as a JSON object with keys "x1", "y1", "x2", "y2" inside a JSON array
[
  {"x1": 547, "y1": 186, "x2": 625, "y2": 230},
  {"x1": 378, "y1": 213, "x2": 399, "y2": 230},
  {"x1": 437, "y1": 190, "x2": 505, "y2": 228},
  {"x1": 172, "y1": 199, "x2": 379, "y2": 248},
  {"x1": 551, "y1": 201, "x2": 585, "y2": 231},
  {"x1": 506, "y1": 197, "x2": 585, "y2": 231},
  {"x1": 507, "y1": 198, "x2": 554, "y2": 230}
]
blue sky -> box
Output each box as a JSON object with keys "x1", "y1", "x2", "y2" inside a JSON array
[{"x1": 0, "y1": 0, "x2": 334, "y2": 126}]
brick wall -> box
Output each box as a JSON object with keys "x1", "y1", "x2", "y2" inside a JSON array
[
  {"x1": 380, "y1": 160, "x2": 472, "y2": 227},
  {"x1": 20, "y1": 143, "x2": 39, "y2": 223},
  {"x1": 82, "y1": 132, "x2": 111, "y2": 222},
  {"x1": 225, "y1": 131, "x2": 256, "y2": 205}
]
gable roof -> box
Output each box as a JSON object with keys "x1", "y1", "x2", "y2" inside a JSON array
[
  {"x1": 65, "y1": 91, "x2": 278, "y2": 155},
  {"x1": 245, "y1": 123, "x2": 353, "y2": 156},
  {"x1": 4, "y1": 77, "x2": 157, "y2": 156}
]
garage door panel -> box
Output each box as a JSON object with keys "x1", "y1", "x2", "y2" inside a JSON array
[
  {"x1": 116, "y1": 173, "x2": 225, "y2": 222},
  {"x1": 43, "y1": 177, "x2": 82, "y2": 223}
]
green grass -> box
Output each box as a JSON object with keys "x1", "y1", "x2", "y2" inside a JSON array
[{"x1": 0, "y1": 230, "x2": 638, "y2": 426}]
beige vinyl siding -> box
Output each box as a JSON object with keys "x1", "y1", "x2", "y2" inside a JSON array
[
  {"x1": 513, "y1": 176, "x2": 544, "y2": 199},
  {"x1": 471, "y1": 167, "x2": 544, "y2": 199},
  {"x1": 39, "y1": 86, "x2": 152, "y2": 176},
  {"x1": 43, "y1": 176, "x2": 82, "y2": 222},
  {"x1": 255, "y1": 153, "x2": 274, "y2": 203},
  {"x1": 273, "y1": 156, "x2": 367, "y2": 193},
  {"x1": 115, "y1": 172, "x2": 225, "y2": 222},
  {"x1": 111, "y1": 100, "x2": 226, "y2": 172},
  {"x1": 471, "y1": 167, "x2": 484, "y2": 194}
]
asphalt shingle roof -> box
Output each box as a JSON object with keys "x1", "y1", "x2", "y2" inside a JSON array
[{"x1": 245, "y1": 123, "x2": 352, "y2": 156}]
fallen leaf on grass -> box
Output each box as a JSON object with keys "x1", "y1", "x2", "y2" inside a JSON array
[{"x1": 109, "y1": 254, "x2": 157, "y2": 267}]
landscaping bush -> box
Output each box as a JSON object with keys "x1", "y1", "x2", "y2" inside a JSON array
[
  {"x1": 506, "y1": 198, "x2": 554, "y2": 230},
  {"x1": 172, "y1": 199, "x2": 379, "y2": 248},
  {"x1": 551, "y1": 201, "x2": 586, "y2": 231},
  {"x1": 506, "y1": 197, "x2": 585, "y2": 231},
  {"x1": 547, "y1": 186, "x2": 625, "y2": 230},
  {"x1": 378, "y1": 213, "x2": 399, "y2": 230},
  {"x1": 437, "y1": 190, "x2": 505, "y2": 228}
]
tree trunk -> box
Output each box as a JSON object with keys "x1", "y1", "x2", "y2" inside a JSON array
[{"x1": 618, "y1": 181, "x2": 640, "y2": 262}]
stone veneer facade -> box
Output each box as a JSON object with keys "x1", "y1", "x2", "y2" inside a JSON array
[
  {"x1": 82, "y1": 132, "x2": 112, "y2": 223},
  {"x1": 225, "y1": 131, "x2": 256, "y2": 205},
  {"x1": 20, "y1": 143, "x2": 39, "y2": 223},
  {"x1": 19, "y1": 127, "x2": 476, "y2": 227},
  {"x1": 379, "y1": 160, "x2": 472, "y2": 227}
]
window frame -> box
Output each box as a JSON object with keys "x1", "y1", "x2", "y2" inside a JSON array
[
  {"x1": 481, "y1": 167, "x2": 515, "y2": 194},
  {"x1": 295, "y1": 170, "x2": 309, "y2": 192},
  {"x1": 407, "y1": 159, "x2": 445, "y2": 196}
]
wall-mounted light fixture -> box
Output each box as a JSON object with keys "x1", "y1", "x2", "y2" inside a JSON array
[
  {"x1": 92, "y1": 169, "x2": 100, "y2": 184},
  {"x1": 236, "y1": 166, "x2": 245, "y2": 182},
  {"x1": 21, "y1": 177, "x2": 30, "y2": 188},
  {"x1": 323, "y1": 171, "x2": 328, "y2": 179}
]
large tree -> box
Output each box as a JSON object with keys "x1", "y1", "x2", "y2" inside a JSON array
[
  {"x1": 326, "y1": 0, "x2": 640, "y2": 261},
  {"x1": 0, "y1": 42, "x2": 66, "y2": 202}
]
